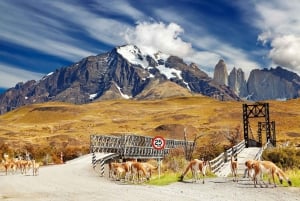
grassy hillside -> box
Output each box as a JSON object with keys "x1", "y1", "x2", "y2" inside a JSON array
[{"x1": 0, "y1": 95, "x2": 300, "y2": 162}]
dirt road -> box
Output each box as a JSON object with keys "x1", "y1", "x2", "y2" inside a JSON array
[{"x1": 0, "y1": 154, "x2": 299, "y2": 201}]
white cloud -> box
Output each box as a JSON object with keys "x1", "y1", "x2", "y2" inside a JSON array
[
  {"x1": 0, "y1": 63, "x2": 44, "y2": 88},
  {"x1": 254, "y1": 0, "x2": 300, "y2": 73},
  {"x1": 269, "y1": 35, "x2": 300, "y2": 71},
  {"x1": 123, "y1": 21, "x2": 192, "y2": 57}
]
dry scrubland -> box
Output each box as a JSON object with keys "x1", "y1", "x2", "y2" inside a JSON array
[{"x1": 0, "y1": 95, "x2": 300, "y2": 162}]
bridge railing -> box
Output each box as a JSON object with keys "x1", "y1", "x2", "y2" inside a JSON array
[
  {"x1": 254, "y1": 140, "x2": 270, "y2": 160},
  {"x1": 209, "y1": 152, "x2": 225, "y2": 173},
  {"x1": 209, "y1": 140, "x2": 245, "y2": 173},
  {"x1": 121, "y1": 146, "x2": 169, "y2": 159}
]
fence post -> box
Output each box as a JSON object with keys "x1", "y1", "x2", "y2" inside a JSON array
[
  {"x1": 100, "y1": 158, "x2": 105, "y2": 177},
  {"x1": 92, "y1": 149, "x2": 96, "y2": 169},
  {"x1": 60, "y1": 152, "x2": 64, "y2": 164},
  {"x1": 224, "y1": 149, "x2": 228, "y2": 163}
]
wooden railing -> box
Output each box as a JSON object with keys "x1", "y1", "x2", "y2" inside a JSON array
[
  {"x1": 254, "y1": 140, "x2": 270, "y2": 160},
  {"x1": 209, "y1": 140, "x2": 245, "y2": 173}
]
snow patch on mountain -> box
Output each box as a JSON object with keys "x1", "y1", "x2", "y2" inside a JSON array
[
  {"x1": 115, "y1": 82, "x2": 131, "y2": 99},
  {"x1": 156, "y1": 65, "x2": 182, "y2": 79},
  {"x1": 41, "y1": 72, "x2": 54, "y2": 80},
  {"x1": 89, "y1": 93, "x2": 97, "y2": 100},
  {"x1": 117, "y1": 45, "x2": 148, "y2": 68},
  {"x1": 117, "y1": 45, "x2": 182, "y2": 80}
]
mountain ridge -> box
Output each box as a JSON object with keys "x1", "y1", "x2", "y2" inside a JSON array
[
  {"x1": 0, "y1": 45, "x2": 239, "y2": 114},
  {"x1": 1, "y1": 44, "x2": 300, "y2": 114}
]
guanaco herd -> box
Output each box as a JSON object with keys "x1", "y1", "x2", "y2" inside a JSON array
[
  {"x1": 0, "y1": 154, "x2": 40, "y2": 176},
  {"x1": 1, "y1": 152, "x2": 292, "y2": 188},
  {"x1": 178, "y1": 156, "x2": 292, "y2": 188},
  {"x1": 108, "y1": 160, "x2": 157, "y2": 183},
  {"x1": 109, "y1": 154, "x2": 292, "y2": 188}
]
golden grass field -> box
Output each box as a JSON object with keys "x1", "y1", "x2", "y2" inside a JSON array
[{"x1": 0, "y1": 95, "x2": 300, "y2": 161}]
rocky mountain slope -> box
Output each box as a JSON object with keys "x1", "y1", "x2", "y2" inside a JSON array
[
  {"x1": 0, "y1": 45, "x2": 239, "y2": 114},
  {"x1": 211, "y1": 62, "x2": 300, "y2": 101},
  {"x1": 246, "y1": 67, "x2": 300, "y2": 100}
]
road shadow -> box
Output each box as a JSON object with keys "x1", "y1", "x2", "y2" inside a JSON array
[{"x1": 177, "y1": 180, "x2": 201, "y2": 184}]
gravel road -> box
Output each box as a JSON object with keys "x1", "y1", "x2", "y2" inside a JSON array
[{"x1": 0, "y1": 154, "x2": 299, "y2": 201}]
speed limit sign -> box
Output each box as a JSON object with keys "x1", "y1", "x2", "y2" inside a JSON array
[{"x1": 152, "y1": 136, "x2": 166, "y2": 150}]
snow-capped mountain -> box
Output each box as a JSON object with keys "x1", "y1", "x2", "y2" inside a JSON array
[{"x1": 0, "y1": 45, "x2": 239, "y2": 114}]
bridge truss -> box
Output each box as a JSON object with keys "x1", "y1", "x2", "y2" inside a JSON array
[
  {"x1": 90, "y1": 134, "x2": 195, "y2": 176},
  {"x1": 90, "y1": 134, "x2": 195, "y2": 160},
  {"x1": 243, "y1": 102, "x2": 276, "y2": 148}
]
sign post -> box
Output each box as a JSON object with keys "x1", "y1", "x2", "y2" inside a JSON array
[{"x1": 152, "y1": 136, "x2": 166, "y2": 179}]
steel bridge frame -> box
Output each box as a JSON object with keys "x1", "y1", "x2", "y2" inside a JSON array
[
  {"x1": 243, "y1": 102, "x2": 276, "y2": 148},
  {"x1": 258, "y1": 121, "x2": 276, "y2": 147},
  {"x1": 90, "y1": 134, "x2": 195, "y2": 159}
]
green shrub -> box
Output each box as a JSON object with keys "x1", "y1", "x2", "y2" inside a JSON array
[
  {"x1": 262, "y1": 147, "x2": 300, "y2": 169},
  {"x1": 163, "y1": 148, "x2": 187, "y2": 172}
]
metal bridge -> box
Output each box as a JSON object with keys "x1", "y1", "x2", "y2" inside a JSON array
[
  {"x1": 90, "y1": 134, "x2": 195, "y2": 176},
  {"x1": 90, "y1": 134, "x2": 195, "y2": 159}
]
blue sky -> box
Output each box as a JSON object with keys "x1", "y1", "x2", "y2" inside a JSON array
[{"x1": 1, "y1": 0, "x2": 300, "y2": 93}]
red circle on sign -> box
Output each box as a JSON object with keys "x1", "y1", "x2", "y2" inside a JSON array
[{"x1": 152, "y1": 136, "x2": 166, "y2": 150}]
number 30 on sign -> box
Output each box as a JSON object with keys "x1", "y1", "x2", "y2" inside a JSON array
[{"x1": 152, "y1": 136, "x2": 166, "y2": 150}]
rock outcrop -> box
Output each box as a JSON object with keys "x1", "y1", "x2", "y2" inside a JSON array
[
  {"x1": 247, "y1": 67, "x2": 300, "y2": 100},
  {"x1": 228, "y1": 67, "x2": 247, "y2": 97},
  {"x1": 213, "y1": 59, "x2": 228, "y2": 86}
]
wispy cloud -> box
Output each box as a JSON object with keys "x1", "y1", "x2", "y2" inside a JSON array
[
  {"x1": 0, "y1": 0, "x2": 136, "y2": 62},
  {"x1": 0, "y1": 63, "x2": 44, "y2": 88},
  {"x1": 0, "y1": 1, "x2": 96, "y2": 61},
  {"x1": 93, "y1": 0, "x2": 145, "y2": 20},
  {"x1": 49, "y1": 1, "x2": 132, "y2": 46}
]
